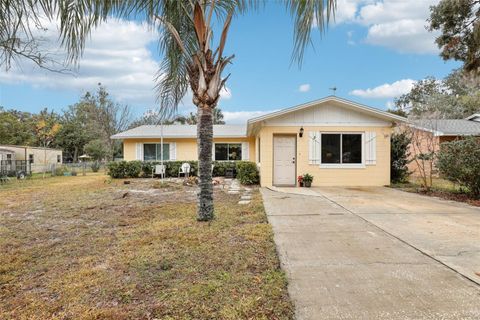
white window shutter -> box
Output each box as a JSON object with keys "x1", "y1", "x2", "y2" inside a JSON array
[
  {"x1": 242, "y1": 142, "x2": 249, "y2": 160},
  {"x1": 308, "y1": 131, "x2": 321, "y2": 164},
  {"x1": 136, "y1": 143, "x2": 144, "y2": 160},
  {"x1": 212, "y1": 143, "x2": 216, "y2": 160},
  {"x1": 365, "y1": 132, "x2": 376, "y2": 165},
  {"x1": 169, "y1": 142, "x2": 176, "y2": 160}
]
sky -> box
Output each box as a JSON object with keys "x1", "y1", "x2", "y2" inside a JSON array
[{"x1": 0, "y1": 0, "x2": 460, "y2": 124}]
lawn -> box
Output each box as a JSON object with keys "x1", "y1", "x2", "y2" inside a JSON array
[{"x1": 0, "y1": 174, "x2": 293, "y2": 319}]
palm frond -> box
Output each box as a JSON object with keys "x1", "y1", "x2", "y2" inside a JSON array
[
  {"x1": 286, "y1": 0, "x2": 336, "y2": 65},
  {"x1": 2, "y1": 0, "x2": 336, "y2": 114}
]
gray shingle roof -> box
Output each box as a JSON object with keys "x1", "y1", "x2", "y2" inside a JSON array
[
  {"x1": 111, "y1": 125, "x2": 247, "y2": 139},
  {"x1": 412, "y1": 119, "x2": 480, "y2": 136}
]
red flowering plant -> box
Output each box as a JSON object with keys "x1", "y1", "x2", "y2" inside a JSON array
[{"x1": 297, "y1": 175, "x2": 304, "y2": 187}]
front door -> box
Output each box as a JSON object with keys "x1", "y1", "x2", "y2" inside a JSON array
[{"x1": 273, "y1": 136, "x2": 296, "y2": 186}]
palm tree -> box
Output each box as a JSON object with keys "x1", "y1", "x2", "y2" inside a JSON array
[{"x1": 1, "y1": 0, "x2": 336, "y2": 221}]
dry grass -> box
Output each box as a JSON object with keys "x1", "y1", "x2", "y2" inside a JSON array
[
  {"x1": 392, "y1": 177, "x2": 480, "y2": 207},
  {"x1": 0, "y1": 174, "x2": 293, "y2": 319}
]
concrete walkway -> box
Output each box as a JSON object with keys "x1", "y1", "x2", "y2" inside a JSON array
[{"x1": 261, "y1": 187, "x2": 480, "y2": 320}]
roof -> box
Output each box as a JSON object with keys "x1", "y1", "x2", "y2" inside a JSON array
[
  {"x1": 247, "y1": 96, "x2": 407, "y2": 125},
  {"x1": 411, "y1": 119, "x2": 480, "y2": 136},
  {"x1": 465, "y1": 113, "x2": 480, "y2": 122},
  {"x1": 0, "y1": 144, "x2": 62, "y2": 151},
  {"x1": 111, "y1": 125, "x2": 247, "y2": 139},
  {"x1": 113, "y1": 96, "x2": 407, "y2": 139}
]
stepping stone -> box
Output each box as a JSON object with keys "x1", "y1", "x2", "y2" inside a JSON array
[
  {"x1": 238, "y1": 200, "x2": 250, "y2": 205},
  {"x1": 244, "y1": 187, "x2": 252, "y2": 191},
  {"x1": 228, "y1": 191, "x2": 240, "y2": 194},
  {"x1": 241, "y1": 195, "x2": 252, "y2": 200}
]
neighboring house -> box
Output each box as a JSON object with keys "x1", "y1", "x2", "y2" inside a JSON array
[
  {"x1": 0, "y1": 145, "x2": 63, "y2": 173},
  {"x1": 112, "y1": 96, "x2": 406, "y2": 187},
  {"x1": 407, "y1": 115, "x2": 480, "y2": 176}
]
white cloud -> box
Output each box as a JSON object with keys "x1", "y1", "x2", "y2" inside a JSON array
[
  {"x1": 333, "y1": 0, "x2": 361, "y2": 23},
  {"x1": 298, "y1": 84, "x2": 311, "y2": 92},
  {"x1": 0, "y1": 18, "x2": 160, "y2": 107},
  {"x1": 220, "y1": 86, "x2": 232, "y2": 100},
  {"x1": 349, "y1": 79, "x2": 415, "y2": 98},
  {"x1": 366, "y1": 19, "x2": 438, "y2": 54},
  {"x1": 223, "y1": 110, "x2": 277, "y2": 124},
  {"x1": 333, "y1": 0, "x2": 440, "y2": 54}
]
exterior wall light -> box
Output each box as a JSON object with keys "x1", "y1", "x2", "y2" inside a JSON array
[{"x1": 299, "y1": 127, "x2": 304, "y2": 138}]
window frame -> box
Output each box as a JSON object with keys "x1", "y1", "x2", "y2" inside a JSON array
[
  {"x1": 319, "y1": 132, "x2": 365, "y2": 169},
  {"x1": 143, "y1": 143, "x2": 170, "y2": 161},
  {"x1": 214, "y1": 143, "x2": 242, "y2": 161}
]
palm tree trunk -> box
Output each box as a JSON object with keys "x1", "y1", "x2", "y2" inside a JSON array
[{"x1": 197, "y1": 105, "x2": 214, "y2": 221}]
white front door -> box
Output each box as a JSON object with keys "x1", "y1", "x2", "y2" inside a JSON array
[{"x1": 273, "y1": 136, "x2": 296, "y2": 186}]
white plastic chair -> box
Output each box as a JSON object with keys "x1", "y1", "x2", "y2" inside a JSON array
[
  {"x1": 155, "y1": 164, "x2": 166, "y2": 178},
  {"x1": 178, "y1": 163, "x2": 191, "y2": 178}
]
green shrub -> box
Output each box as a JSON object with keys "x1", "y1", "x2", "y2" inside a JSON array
[
  {"x1": 213, "y1": 161, "x2": 236, "y2": 177},
  {"x1": 140, "y1": 162, "x2": 153, "y2": 177},
  {"x1": 107, "y1": 161, "x2": 125, "y2": 178},
  {"x1": 108, "y1": 160, "x2": 259, "y2": 180},
  {"x1": 166, "y1": 161, "x2": 182, "y2": 177},
  {"x1": 235, "y1": 161, "x2": 259, "y2": 185},
  {"x1": 436, "y1": 137, "x2": 480, "y2": 197},
  {"x1": 391, "y1": 132, "x2": 412, "y2": 183},
  {"x1": 107, "y1": 161, "x2": 141, "y2": 178},
  {"x1": 91, "y1": 161, "x2": 101, "y2": 173},
  {"x1": 109, "y1": 161, "x2": 200, "y2": 178},
  {"x1": 140, "y1": 161, "x2": 198, "y2": 177},
  {"x1": 125, "y1": 161, "x2": 142, "y2": 178}
]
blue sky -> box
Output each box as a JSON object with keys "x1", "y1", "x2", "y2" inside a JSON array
[{"x1": 0, "y1": 0, "x2": 460, "y2": 123}]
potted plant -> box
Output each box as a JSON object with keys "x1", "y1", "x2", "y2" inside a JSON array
[
  {"x1": 297, "y1": 175, "x2": 304, "y2": 187},
  {"x1": 302, "y1": 173, "x2": 313, "y2": 187}
]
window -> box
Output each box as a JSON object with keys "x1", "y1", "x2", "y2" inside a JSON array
[
  {"x1": 29, "y1": 154, "x2": 34, "y2": 164},
  {"x1": 143, "y1": 144, "x2": 169, "y2": 161},
  {"x1": 215, "y1": 143, "x2": 242, "y2": 161},
  {"x1": 57, "y1": 155, "x2": 61, "y2": 163},
  {"x1": 6, "y1": 154, "x2": 12, "y2": 160},
  {"x1": 321, "y1": 133, "x2": 362, "y2": 165}
]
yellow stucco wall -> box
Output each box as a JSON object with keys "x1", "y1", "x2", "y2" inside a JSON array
[
  {"x1": 257, "y1": 126, "x2": 392, "y2": 187},
  {"x1": 122, "y1": 137, "x2": 256, "y2": 162},
  {"x1": 121, "y1": 126, "x2": 392, "y2": 187}
]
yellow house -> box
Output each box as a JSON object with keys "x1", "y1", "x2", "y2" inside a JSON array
[{"x1": 112, "y1": 96, "x2": 406, "y2": 187}]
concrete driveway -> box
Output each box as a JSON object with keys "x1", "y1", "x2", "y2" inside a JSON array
[{"x1": 261, "y1": 187, "x2": 480, "y2": 320}]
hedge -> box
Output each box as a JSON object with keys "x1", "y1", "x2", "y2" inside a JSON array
[
  {"x1": 107, "y1": 160, "x2": 259, "y2": 184},
  {"x1": 107, "y1": 161, "x2": 142, "y2": 179}
]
